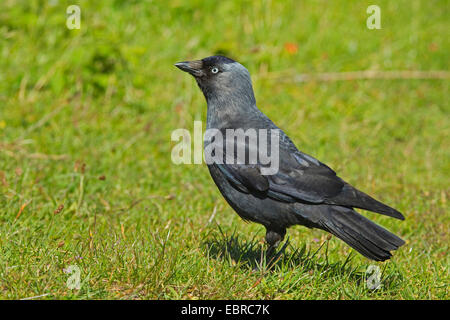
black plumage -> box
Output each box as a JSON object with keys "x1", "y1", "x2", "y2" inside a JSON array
[{"x1": 175, "y1": 55, "x2": 405, "y2": 261}]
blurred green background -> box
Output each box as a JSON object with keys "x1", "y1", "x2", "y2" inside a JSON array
[{"x1": 0, "y1": 0, "x2": 448, "y2": 299}]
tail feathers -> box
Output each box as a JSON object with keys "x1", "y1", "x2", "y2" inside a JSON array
[
  {"x1": 320, "y1": 207, "x2": 405, "y2": 261},
  {"x1": 329, "y1": 184, "x2": 405, "y2": 221}
]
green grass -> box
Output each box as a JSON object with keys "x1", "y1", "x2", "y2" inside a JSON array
[{"x1": 0, "y1": 0, "x2": 448, "y2": 299}]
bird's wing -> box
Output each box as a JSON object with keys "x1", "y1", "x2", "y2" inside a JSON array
[
  {"x1": 212, "y1": 130, "x2": 404, "y2": 220},
  {"x1": 212, "y1": 130, "x2": 344, "y2": 204},
  {"x1": 267, "y1": 149, "x2": 345, "y2": 203},
  {"x1": 215, "y1": 163, "x2": 269, "y2": 193}
]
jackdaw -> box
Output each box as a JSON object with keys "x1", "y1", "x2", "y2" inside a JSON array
[{"x1": 175, "y1": 55, "x2": 405, "y2": 261}]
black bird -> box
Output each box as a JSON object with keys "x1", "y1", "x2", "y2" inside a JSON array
[{"x1": 175, "y1": 55, "x2": 405, "y2": 261}]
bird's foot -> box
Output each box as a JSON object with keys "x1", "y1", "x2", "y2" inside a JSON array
[
  {"x1": 253, "y1": 236, "x2": 290, "y2": 272},
  {"x1": 266, "y1": 236, "x2": 289, "y2": 267}
]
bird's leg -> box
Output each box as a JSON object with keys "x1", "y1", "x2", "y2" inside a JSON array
[
  {"x1": 265, "y1": 228, "x2": 286, "y2": 258},
  {"x1": 253, "y1": 229, "x2": 286, "y2": 271},
  {"x1": 253, "y1": 230, "x2": 289, "y2": 272}
]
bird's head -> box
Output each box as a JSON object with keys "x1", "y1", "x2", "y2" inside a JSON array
[{"x1": 175, "y1": 55, "x2": 255, "y2": 105}]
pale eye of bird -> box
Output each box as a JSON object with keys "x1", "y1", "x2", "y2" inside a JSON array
[{"x1": 211, "y1": 67, "x2": 219, "y2": 74}]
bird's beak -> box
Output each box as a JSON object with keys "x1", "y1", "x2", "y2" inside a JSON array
[{"x1": 174, "y1": 60, "x2": 204, "y2": 77}]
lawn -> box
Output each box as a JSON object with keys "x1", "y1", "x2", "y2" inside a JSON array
[{"x1": 0, "y1": 0, "x2": 448, "y2": 299}]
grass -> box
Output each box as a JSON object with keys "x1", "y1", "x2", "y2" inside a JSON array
[{"x1": 0, "y1": 0, "x2": 448, "y2": 299}]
